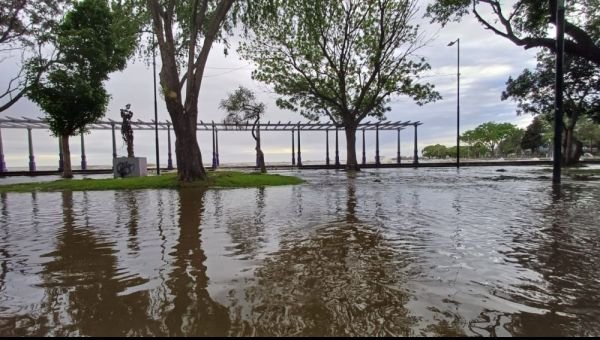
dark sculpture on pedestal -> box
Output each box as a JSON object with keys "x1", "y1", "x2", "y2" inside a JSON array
[
  {"x1": 113, "y1": 104, "x2": 147, "y2": 178},
  {"x1": 120, "y1": 104, "x2": 134, "y2": 157}
]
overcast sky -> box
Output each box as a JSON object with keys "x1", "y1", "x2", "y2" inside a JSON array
[{"x1": 0, "y1": 1, "x2": 539, "y2": 170}]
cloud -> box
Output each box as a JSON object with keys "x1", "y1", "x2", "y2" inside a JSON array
[{"x1": 0, "y1": 2, "x2": 541, "y2": 170}]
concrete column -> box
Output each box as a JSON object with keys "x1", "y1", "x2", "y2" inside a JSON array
[
  {"x1": 212, "y1": 123, "x2": 217, "y2": 169},
  {"x1": 0, "y1": 128, "x2": 6, "y2": 172},
  {"x1": 362, "y1": 128, "x2": 366, "y2": 165},
  {"x1": 297, "y1": 125, "x2": 302, "y2": 167},
  {"x1": 375, "y1": 123, "x2": 380, "y2": 167},
  {"x1": 335, "y1": 128, "x2": 340, "y2": 167},
  {"x1": 80, "y1": 133, "x2": 87, "y2": 170},
  {"x1": 216, "y1": 129, "x2": 220, "y2": 167},
  {"x1": 326, "y1": 129, "x2": 330, "y2": 166},
  {"x1": 292, "y1": 129, "x2": 295, "y2": 166},
  {"x1": 111, "y1": 123, "x2": 117, "y2": 159},
  {"x1": 413, "y1": 124, "x2": 419, "y2": 165},
  {"x1": 27, "y1": 128, "x2": 35, "y2": 171},
  {"x1": 397, "y1": 128, "x2": 401, "y2": 164},
  {"x1": 167, "y1": 123, "x2": 173, "y2": 170}
]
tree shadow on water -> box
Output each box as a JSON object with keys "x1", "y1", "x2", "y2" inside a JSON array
[
  {"x1": 1, "y1": 189, "x2": 231, "y2": 337},
  {"x1": 236, "y1": 175, "x2": 420, "y2": 336}
]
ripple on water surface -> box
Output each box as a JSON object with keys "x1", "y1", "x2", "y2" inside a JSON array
[{"x1": 0, "y1": 167, "x2": 599, "y2": 336}]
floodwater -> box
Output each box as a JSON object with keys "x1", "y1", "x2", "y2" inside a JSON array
[{"x1": 0, "y1": 167, "x2": 599, "y2": 336}]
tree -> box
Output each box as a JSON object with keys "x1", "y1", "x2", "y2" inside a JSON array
[
  {"x1": 498, "y1": 127, "x2": 524, "y2": 156},
  {"x1": 576, "y1": 117, "x2": 600, "y2": 154},
  {"x1": 460, "y1": 130, "x2": 492, "y2": 158},
  {"x1": 423, "y1": 144, "x2": 448, "y2": 159},
  {"x1": 0, "y1": 0, "x2": 70, "y2": 112},
  {"x1": 446, "y1": 145, "x2": 471, "y2": 159},
  {"x1": 26, "y1": 0, "x2": 138, "y2": 178},
  {"x1": 145, "y1": 0, "x2": 236, "y2": 182},
  {"x1": 426, "y1": 0, "x2": 600, "y2": 67},
  {"x1": 220, "y1": 86, "x2": 267, "y2": 173},
  {"x1": 240, "y1": 0, "x2": 440, "y2": 171},
  {"x1": 521, "y1": 116, "x2": 546, "y2": 154},
  {"x1": 502, "y1": 51, "x2": 599, "y2": 164},
  {"x1": 464, "y1": 122, "x2": 521, "y2": 156}
]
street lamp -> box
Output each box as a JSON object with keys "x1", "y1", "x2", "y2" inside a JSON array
[
  {"x1": 553, "y1": 0, "x2": 566, "y2": 184},
  {"x1": 152, "y1": 34, "x2": 160, "y2": 175},
  {"x1": 448, "y1": 38, "x2": 460, "y2": 168}
]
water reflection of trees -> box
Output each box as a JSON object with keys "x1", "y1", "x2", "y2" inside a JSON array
[
  {"x1": 481, "y1": 185, "x2": 600, "y2": 336},
  {"x1": 0, "y1": 189, "x2": 232, "y2": 336},
  {"x1": 0, "y1": 193, "x2": 8, "y2": 297},
  {"x1": 38, "y1": 191, "x2": 153, "y2": 336},
  {"x1": 223, "y1": 188, "x2": 267, "y2": 260},
  {"x1": 163, "y1": 188, "x2": 230, "y2": 336},
  {"x1": 239, "y1": 176, "x2": 418, "y2": 336}
]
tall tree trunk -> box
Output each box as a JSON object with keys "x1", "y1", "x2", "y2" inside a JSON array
[
  {"x1": 563, "y1": 116, "x2": 583, "y2": 165},
  {"x1": 564, "y1": 126, "x2": 573, "y2": 165},
  {"x1": 344, "y1": 125, "x2": 359, "y2": 171},
  {"x1": 256, "y1": 146, "x2": 266, "y2": 173},
  {"x1": 148, "y1": 0, "x2": 233, "y2": 183},
  {"x1": 61, "y1": 135, "x2": 73, "y2": 179},
  {"x1": 252, "y1": 118, "x2": 266, "y2": 173},
  {"x1": 172, "y1": 107, "x2": 207, "y2": 182}
]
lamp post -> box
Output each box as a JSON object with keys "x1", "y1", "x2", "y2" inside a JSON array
[
  {"x1": 553, "y1": 0, "x2": 565, "y2": 184},
  {"x1": 153, "y1": 34, "x2": 160, "y2": 175},
  {"x1": 448, "y1": 38, "x2": 460, "y2": 168}
]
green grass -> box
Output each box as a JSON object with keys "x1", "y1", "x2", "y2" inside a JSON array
[
  {"x1": 0, "y1": 171, "x2": 304, "y2": 193},
  {"x1": 529, "y1": 166, "x2": 600, "y2": 180}
]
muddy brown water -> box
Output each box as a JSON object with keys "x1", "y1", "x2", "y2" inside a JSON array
[{"x1": 0, "y1": 167, "x2": 599, "y2": 336}]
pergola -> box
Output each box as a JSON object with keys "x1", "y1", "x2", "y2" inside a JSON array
[{"x1": 0, "y1": 116, "x2": 423, "y2": 172}]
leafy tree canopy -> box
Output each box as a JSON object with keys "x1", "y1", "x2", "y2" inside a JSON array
[
  {"x1": 220, "y1": 86, "x2": 265, "y2": 124},
  {"x1": 240, "y1": 0, "x2": 440, "y2": 126},
  {"x1": 0, "y1": 0, "x2": 71, "y2": 112},
  {"x1": 520, "y1": 116, "x2": 547, "y2": 152},
  {"x1": 426, "y1": 0, "x2": 600, "y2": 66},
  {"x1": 461, "y1": 121, "x2": 521, "y2": 154},
  {"x1": 27, "y1": 0, "x2": 139, "y2": 137},
  {"x1": 502, "y1": 51, "x2": 600, "y2": 124},
  {"x1": 423, "y1": 144, "x2": 449, "y2": 158}
]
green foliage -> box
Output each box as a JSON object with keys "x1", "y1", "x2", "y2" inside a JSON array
[
  {"x1": 426, "y1": 0, "x2": 600, "y2": 66},
  {"x1": 498, "y1": 127, "x2": 525, "y2": 155},
  {"x1": 0, "y1": 0, "x2": 70, "y2": 112},
  {"x1": 26, "y1": 0, "x2": 139, "y2": 137},
  {"x1": 576, "y1": 117, "x2": 600, "y2": 147},
  {"x1": 461, "y1": 122, "x2": 522, "y2": 155},
  {"x1": 521, "y1": 116, "x2": 547, "y2": 152},
  {"x1": 28, "y1": 70, "x2": 109, "y2": 136},
  {"x1": 240, "y1": 0, "x2": 440, "y2": 125},
  {"x1": 447, "y1": 145, "x2": 477, "y2": 158},
  {"x1": 423, "y1": 144, "x2": 448, "y2": 159},
  {"x1": 220, "y1": 86, "x2": 265, "y2": 124},
  {"x1": 502, "y1": 51, "x2": 600, "y2": 124},
  {"x1": 0, "y1": 171, "x2": 304, "y2": 193},
  {"x1": 213, "y1": 172, "x2": 304, "y2": 187}
]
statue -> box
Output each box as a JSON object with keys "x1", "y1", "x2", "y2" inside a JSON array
[
  {"x1": 113, "y1": 103, "x2": 147, "y2": 178},
  {"x1": 120, "y1": 104, "x2": 134, "y2": 157}
]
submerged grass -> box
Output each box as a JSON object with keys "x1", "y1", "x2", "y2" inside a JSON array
[
  {"x1": 0, "y1": 171, "x2": 304, "y2": 193},
  {"x1": 528, "y1": 166, "x2": 600, "y2": 180}
]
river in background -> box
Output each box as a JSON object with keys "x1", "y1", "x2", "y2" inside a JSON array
[{"x1": 0, "y1": 167, "x2": 599, "y2": 336}]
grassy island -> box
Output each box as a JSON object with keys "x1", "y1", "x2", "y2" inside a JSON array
[{"x1": 0, "y1": 171, "x2": 304, "y2": 193}]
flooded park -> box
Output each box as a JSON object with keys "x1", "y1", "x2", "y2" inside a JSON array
[{"x1": 0, "y1": 166, "x2": 599, "y2": 336}]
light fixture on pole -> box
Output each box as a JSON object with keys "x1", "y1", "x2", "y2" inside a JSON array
[
  {"x1": 448, "y1": 38, "x2": 460, "y2": 168},
  {"x1": 153, "y1": 34, "x2": 160, "y2": 175}
]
